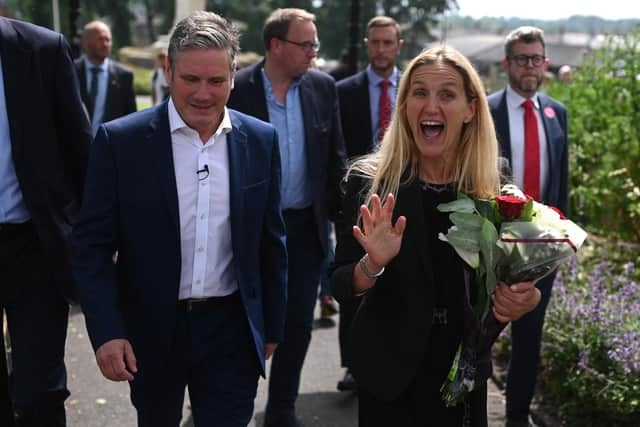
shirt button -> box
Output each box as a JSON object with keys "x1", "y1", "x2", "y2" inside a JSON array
[
  {"x1": 201, "y1": 182, "x2": 206, "y2": 186},
  {"x1": 200, "y1": 214, "x2": 205, "y2": 220},
  {"x1": 196, "y1": 279, "x2": 201, "y2": 285},
  {"x1": 198, "y1": 247, "x2": 204, "y2": 252}
]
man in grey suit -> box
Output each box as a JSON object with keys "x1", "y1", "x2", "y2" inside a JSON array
[{"x1": 75, "y1": 20, "x2": 137, "y2": 136}]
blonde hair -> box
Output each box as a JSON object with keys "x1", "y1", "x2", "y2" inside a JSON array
[{"x1": 348, "y1": 46, "x2": 500, "y2": 209}]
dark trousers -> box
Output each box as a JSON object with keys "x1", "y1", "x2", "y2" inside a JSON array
[
  {"x1": 266, "y1": 208, "x2": 324, "y2": 417},
  {"x1": 338, "y1": 297, "x2": 360, "y2": 368},
  {"x1": 358, "y1": 370, "x2": 488, "y2": 427},
  {"x1": 0, "y1": 222, "x2": 69, "y2": 427},
  {"x1": 130, "y1": 292, "x2": 260, "y2": 427},
  {"x1": 506, "y1": 273, "x2": 555, "y2": 422},
  {"x1": 318, "y1": 221, "x2": 334, "y2": 299},
  {"x1": 1, "y1": 323, "x2": 15, "y2": 426}
]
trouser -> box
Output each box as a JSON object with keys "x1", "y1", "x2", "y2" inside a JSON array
[
  {"x1": 266, "y1": 208, "x2": 324, "y2": 417},
  {"x1": 0, "y1": 221, "x2": 69, "y2": 427},
  {"x1": 130, "y1": 292, "x2": 260, "y2": 427},
  {"x1": 505, "y1": 273, "x2": 555, "y2": 422}
]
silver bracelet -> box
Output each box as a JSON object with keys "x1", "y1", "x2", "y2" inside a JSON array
[{"x1": 358, "y1": 253, "x2": 385, "y2": 279}]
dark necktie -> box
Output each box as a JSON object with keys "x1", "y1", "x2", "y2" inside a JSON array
[
  {"x1": 87, "y1": 66, "x2": 101, "y2": 119},
  {"x1": 522, "y1": 99, "x2": 540, "y2": 200},
  {"x1": 379, "y1": 80, "x2": 391, "y2": 140}
]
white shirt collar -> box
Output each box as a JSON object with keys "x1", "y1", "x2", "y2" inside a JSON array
[{"x1": 506, "y1": 85, "x2": 539, "y2": 110}]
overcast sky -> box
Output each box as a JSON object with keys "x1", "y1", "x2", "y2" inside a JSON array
[{"x1": 454, "y1": 0, "x2": 640, "y2": 20}]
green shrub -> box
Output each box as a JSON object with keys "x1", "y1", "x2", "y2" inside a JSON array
[
  {"x1": 130, "y1": 65, "x2": 152, "y2": 96},
  {"x1": 495, "y1": 241, "x2": 640, "y2": 426},
  {"x1": 547, "y1": 26, "x2": 640, "y2": 243}
]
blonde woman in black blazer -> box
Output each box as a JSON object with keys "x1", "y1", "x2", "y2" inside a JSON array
[{"x1": 331, "y1": 46, "x2": 541, "y2": 427}]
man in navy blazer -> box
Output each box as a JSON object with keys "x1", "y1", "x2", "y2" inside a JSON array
[
  {"x1": 228, "y1": 8, "x2": 346, "y2": 427},
  {"x1": 73, "y1": 12, "x2": 287, "y2": 426},
  {"x1": 487, "y1": 26, "x2": 568, "y2": 427},
  {"x1": 75, "y1": 20, "x2": 137, "y2": 136},
  {"x1": 0, "y1": 17, "x2": 92, "y2": 426}
]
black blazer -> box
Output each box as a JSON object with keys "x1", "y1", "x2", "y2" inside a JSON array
[
  {"x1": 336, "y1": 70, "x2": 374, "y2": 158},
  {"x1": 228, "y1": 60, "x2": 347, "y2": 255},
  {"x1": 75, "y1": 58, "x2": 137, "y2": 124},
  {"x1": 487, "y1": 88, "x2": 569, "y2": 214},
  {"x1": 331, "y1": 176, "x2": 468, "y2": 402},
  {"x1": 0, "y1": 17, "x2": 92, "y2": 300}
]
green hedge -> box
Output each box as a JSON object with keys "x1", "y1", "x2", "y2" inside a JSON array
[{"x1": 547, "y1": 26, "x2": 640, "y2": 243}]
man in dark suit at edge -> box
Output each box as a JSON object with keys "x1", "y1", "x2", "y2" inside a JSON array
[
  {"x1": 487, "y1": 26, "x2": 569, "y2": 427},
  {"x1": 334, "y1": 15, "x2": 404, "y2": 392},
  {"x1": 0, "y1": 17, "x2": 92, "y2": 426},
  {"x1": 228, "y1": 8, "x2": 347, "y2": 427},
  {"x1": 75, "y1": 20, "x2": 137, "y2": 136},
  {"x1": 73, "y1": 11, "x2": 288, "y2": 426}
]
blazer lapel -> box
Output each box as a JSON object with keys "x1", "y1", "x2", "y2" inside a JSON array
[
  {"x1": 0, "y1": 19, "x2": 30, "y2": 157},
  {"x1": 248, "y1": 61, "x2": 269, "y2": 122},
  {"x1": 299, "y1": 75, "x2": 320, "y2": 182},
  {"x1": 537, "y1": 94, "x2": 561, "y2": 202},
  {"x1": 103, "y1": 61, "x2": 119, "y2": 121},
  {"x1": 77, "y1": 60, "x2": 88, "y2": 103},
  {"x1": 495, "y1": 89, "x2": 512, "y2": 163},
  {"x1": 355, "y1": 72, "x2": 374, "y2": 149},
  {"x1": 227, "y1": 111, "x2": 248, "y2": 248},
  {"x1": 146, "y1": 104, "x2": 180, "y2": 232}
]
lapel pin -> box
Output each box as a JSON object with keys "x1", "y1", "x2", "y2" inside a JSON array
[{"x1": 544, "y1": 106, "x2": 555, "y2": 119}]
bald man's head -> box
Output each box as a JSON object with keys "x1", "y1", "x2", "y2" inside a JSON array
[{"x1": 82, "y1": 21, "x2": 112, "y2": 64}]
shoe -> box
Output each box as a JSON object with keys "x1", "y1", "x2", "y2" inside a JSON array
[
  {"x1": 320, "y1": 296, "x2": 338, "y2": 317},
  {"x1": 337, "y1": 369, "x2": 357, "y2": 392},
  {"x1": 263, "y1": 412, "x2": 303, "y2": 427}
]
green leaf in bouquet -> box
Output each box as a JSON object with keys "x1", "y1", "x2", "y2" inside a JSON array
[
  {"x1": 475, "y1": 198, "x2": 496, "y2": 223},
  {"x1": 478, "y1": 219, "x2": 500, "y2": 316},
  {"x1": 437, "y1": 193, "x2": 475, "y2": 213},
  {"x1": 446, "y1": 227, "x2": 481, "y2": 253},
  {"x1": 450, "y1": 212, "x2": 484, "y2": 231}
]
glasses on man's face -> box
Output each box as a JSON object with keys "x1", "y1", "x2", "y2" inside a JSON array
[
  {"x1": 508, "y1": 54, "x2": 546, "y2": 67},
  {"x1": 279, "y1": 38, "x2": 320, "y2": 53}
]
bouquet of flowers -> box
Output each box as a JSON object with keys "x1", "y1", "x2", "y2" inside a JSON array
[{"x1": 437, "y1": 184, "x2": 588, "y2": 407}]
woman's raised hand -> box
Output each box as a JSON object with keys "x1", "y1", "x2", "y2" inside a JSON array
[{"x1": 353, "y1": 193, "x2": 406, "y2": 271}]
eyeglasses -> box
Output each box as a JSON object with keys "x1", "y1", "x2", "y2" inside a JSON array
[
  {"x1": 508, "y1": 54, "x2": 546, "y2": 67},
  {"x1": 279, "y1": 38, "x2": 320, "y2": 53}
]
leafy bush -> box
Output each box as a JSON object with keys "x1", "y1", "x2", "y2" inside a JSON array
[
  {"x1": 493, "y1": 240, "x2": 640, "y2": 426},
  {"x1": 540, "y1": 244, "x2": 640, "y2": 425},
  {"x1": 547, "y1": 26, "x2": 640, "y2": 242},
  {"x1": 130, "y1": 65, "x2": 152, "y2": 96}
]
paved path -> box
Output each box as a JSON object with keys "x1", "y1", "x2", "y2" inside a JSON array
[{"x1": 64, "y1": 304, "x2": 507, "y2": 426}]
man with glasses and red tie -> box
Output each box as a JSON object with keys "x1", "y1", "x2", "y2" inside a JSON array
[
  {"x1": 333, "y1": 15, "x2": 404, "y2": 394},
  {"x1": 488, "y1": 26, "x2": 569, "y2": 427},
  {"x1": 228, "y1": 8, "x2": 346, "y2": 427}
]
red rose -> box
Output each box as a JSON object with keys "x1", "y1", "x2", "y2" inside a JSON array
[{"x1": 496, "y1": 195, "x2": 528, "y2": 219}]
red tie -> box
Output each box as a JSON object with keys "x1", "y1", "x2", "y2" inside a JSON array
[
  {"x1": 522, "y1": 99, "x2": 540, "y2": 201},
  {"x1": 379, "y1": 80, "x2": 391, "y2": 139}
]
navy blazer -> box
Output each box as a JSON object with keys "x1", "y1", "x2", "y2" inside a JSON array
[
  {"x1": 0, "y1": 18, "x2": 92, "y2": 300},
  {"x1": 72, "y1": 104, "x2": 288, "y2": 376},
  {"x1": 75, "y1": 58, "x2": 137, "y2": 123},
  {"x1": 228, "y1": 61, "x2": 347, "y2": 255},
  {"x1": 488, "y1": 89, "x2": 569, "y2": 214},
  {"x1": 336, "y1": 70, "x2": 373, "y2": 158}
]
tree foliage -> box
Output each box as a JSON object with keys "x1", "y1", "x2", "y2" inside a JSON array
[{"x1": 547, "y1": 26, "x2": 640, "y2": 242}]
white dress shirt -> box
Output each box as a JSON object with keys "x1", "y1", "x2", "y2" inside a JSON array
[
  {"x1": 168, "y1": 99, "x2": 238, "y2": 300},
  {"x1": 505, "y1": 85, "x2": 549, "y2": 197}
]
